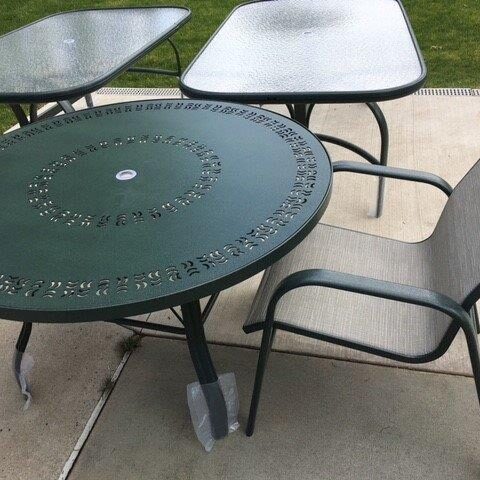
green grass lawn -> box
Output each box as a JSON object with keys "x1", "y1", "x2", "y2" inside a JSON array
[{"x1": 0, "y1": 0, "x2": 478, "y2": 131}]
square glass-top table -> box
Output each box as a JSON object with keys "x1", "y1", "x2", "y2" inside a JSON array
[
  {"x1": 0, "y1": 7, "x2": 191, "y2": 125},
  {"x1": 180, "y1": 0, "x2": 427, "y2": 216}
]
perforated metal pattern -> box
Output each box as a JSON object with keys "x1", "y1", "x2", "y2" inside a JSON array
[
  {"x1": 181, "y1": 0, "x2": 425, "y2": 103},
  {"x1": 0, "y1": 100, "x2": 331, "y2": 322}
]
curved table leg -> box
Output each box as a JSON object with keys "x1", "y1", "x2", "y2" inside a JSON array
[
  {"x1": 9, "y1": 104, "x2": 30, "y2": 127},
  {"x1": 127, "y1": 38, "x2": 183, "y2": 81},
  {"x1": 8, "y1": 97, "x2": 89, "y2": 130},
  {"x1": 291, "y1": 102, "x2": 389, "y2": 217},
  {"x1": 315, "y1": 133, "x2": 380, "y2": 165},
  {"x1": 13, "y1": 322, "x2": 33, "y2": 403},
  {"x1": 167, "y1": 38, "x2": 182, "y2": 77},
  {"x1": 366, "y1": 102, "x2": 389, "y2": 218},
  {"x1": 181, "y1": 300, "x2": 228, "y2": 440},
  {"x1": 286, "y1": 104, "x2": 295, "y2": 118},
  {"x1": 292, "y1": 103, "x2": 310, "y2": 127},
  {"x1": 9, "y1": 101, "x2": 77, "y2": 126}
]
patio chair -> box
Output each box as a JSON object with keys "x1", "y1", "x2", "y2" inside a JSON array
[{"x1": 243, "y1": 159, "x2": 480, "y2": 436}]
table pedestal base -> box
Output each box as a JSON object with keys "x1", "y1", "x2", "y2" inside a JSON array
[
  {"x1": 13, "y1": 322, "x2": 33, "y2": 409},
  {"x1": 187, "y1": 372, "x2": 239, "y2": 451},
  {"x1": 181, "y1": 301, "x2": 230, "y2": 442}
]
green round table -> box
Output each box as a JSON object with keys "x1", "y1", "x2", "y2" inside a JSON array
[{"x1": 0, "y1": 99, "x2": 332, "y2": 440}]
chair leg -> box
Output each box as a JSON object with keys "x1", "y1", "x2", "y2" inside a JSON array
[
  {"x1": 470, "y1": 305, "x2": 480, "y2": 334},
  {"x1": 246, "y1": 325, "x2": 276, "y2": 437},
  {"x1": 462, "y1": 321, "x2": 480, "y2": 408}
]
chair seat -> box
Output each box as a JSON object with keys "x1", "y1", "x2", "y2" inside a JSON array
[{"x1": 244, "y1": 224, "x2": 455, "y2": 358}]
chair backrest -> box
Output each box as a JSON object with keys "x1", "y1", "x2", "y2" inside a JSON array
[{"x1": 428, "y1": 159, "x2": 480, "y2": 309}]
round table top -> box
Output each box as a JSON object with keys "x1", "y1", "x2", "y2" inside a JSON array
[{"x1": 0, "y1": 100, "x2": 331, "y2": 322}]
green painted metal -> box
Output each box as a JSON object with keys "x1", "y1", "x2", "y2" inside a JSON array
[{"x1": 0, "y1": 100, "x2": 332, "y2": 322}]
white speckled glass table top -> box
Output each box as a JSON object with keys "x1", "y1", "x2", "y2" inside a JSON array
[
  {"x1": 180, "y1": 0, "x2": 426, "y2": 103},
  {"x1": 0, "y1": 7, "x2": 190, "y2": 103}
]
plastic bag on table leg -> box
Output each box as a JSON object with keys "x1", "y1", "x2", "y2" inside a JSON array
[
  {"x1": 12, "y1": 348, "x2": 34, "y2": 410},
  {"x1": 187, "y1": 372, "x2": 239, "y2": 452}
]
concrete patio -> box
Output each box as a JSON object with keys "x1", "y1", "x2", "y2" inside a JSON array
[
  {"x1": 1, "y1": 88, "x2": 480, "y2": 479},
  {"x1": 68, "y1": 338, "x2": 480, "y2": 480}
]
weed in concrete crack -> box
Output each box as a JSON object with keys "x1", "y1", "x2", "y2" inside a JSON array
[{"x1": 118, "y1": 333, "x2": 142, "y2": 355}]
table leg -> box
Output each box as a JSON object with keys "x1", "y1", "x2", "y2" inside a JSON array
[
  {"x1": 181, "y1": 300, "x2": 229, "y2": 440},
  {"x1": 8, "y1": 99, "x2": 78, "y2": 128},
  {"x1": 168, "y1": 38, "x2": 182, "y2": 77},
  {"x1": 29, "y1": 104, "x2": 38, "y2": 123},
  {"x1": 366, "y1": 102, "x2": 389, "y2": 218},
  {"x1": 85, "y1": 94, "x2": 94, "y2": 108},
  {"x1": 293, "y1": 102, "x2": 390, "y2": 217},
  {"x1": 58, "y1": 100, "x2": 75, "y2": 114},
  {"x1": 292, "y1": 103, "x2": 310, "y2": 127},
  {"x1": 13, "y1": 322, "x2": 33, "y2": 404},
  {"x1": 9, "y1": 104, "x2": 30, "y2": 127}
]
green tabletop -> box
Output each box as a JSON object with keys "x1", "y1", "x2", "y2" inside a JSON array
[{"x1": 0, "y1": 100, "x2": 332, "y2": 322}]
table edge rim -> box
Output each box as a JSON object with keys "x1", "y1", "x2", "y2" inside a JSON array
[
  {"x1": 179, "y1": 0, "x2": 427, "y2": 104},
  {"x1": 0, "y1": 6, "x2": 192, "y2": 103}
]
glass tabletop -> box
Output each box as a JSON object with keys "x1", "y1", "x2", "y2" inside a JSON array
[
  {"x1": 0, "y1": 7, "x2": 190, "y2": 103},
  {"x1": 180, "y1": 0, "x2": 426, "y2": 103},
  {"x1": 0, "y1": 100, "x2": 332, "y2": 322}
]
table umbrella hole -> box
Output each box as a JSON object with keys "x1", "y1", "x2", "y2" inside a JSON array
[{"x1": 116, "y1": 169, "x2": 137, "y2": 181}]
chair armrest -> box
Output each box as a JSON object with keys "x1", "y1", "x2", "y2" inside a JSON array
[
  {"x1": 332, "y1": 161, "x2": 453, "y2": 197},
  {"x1": 266, "y1": 269, "x2": 470, "y2": 329}
]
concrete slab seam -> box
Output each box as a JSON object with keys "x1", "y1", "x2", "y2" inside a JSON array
[{"x1": 56, "y1": 350, "x2": 132, "y2": 480}]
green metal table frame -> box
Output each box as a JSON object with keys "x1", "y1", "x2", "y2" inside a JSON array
[{"x1": 0, "y1": 99, "x2": 332, "y2": 440}]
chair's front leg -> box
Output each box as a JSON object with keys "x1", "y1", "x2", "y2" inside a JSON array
[
  {"x1": 461, "y1": 318, "x2": 480, "y2": 408},
  {"x1": 470, "y1": 304, "x2": 480, "y2": 334},
  {"x1": 246, "y1": 322, "x2": 276, "y2": 437}
]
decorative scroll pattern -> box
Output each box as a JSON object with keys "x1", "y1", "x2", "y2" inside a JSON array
[
  {"x1": 1, "y1": 101, "x2": 319, "y2": 301},
  {"x1": 26, "y1": 134, "x2": 222, "y2": 228}
]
